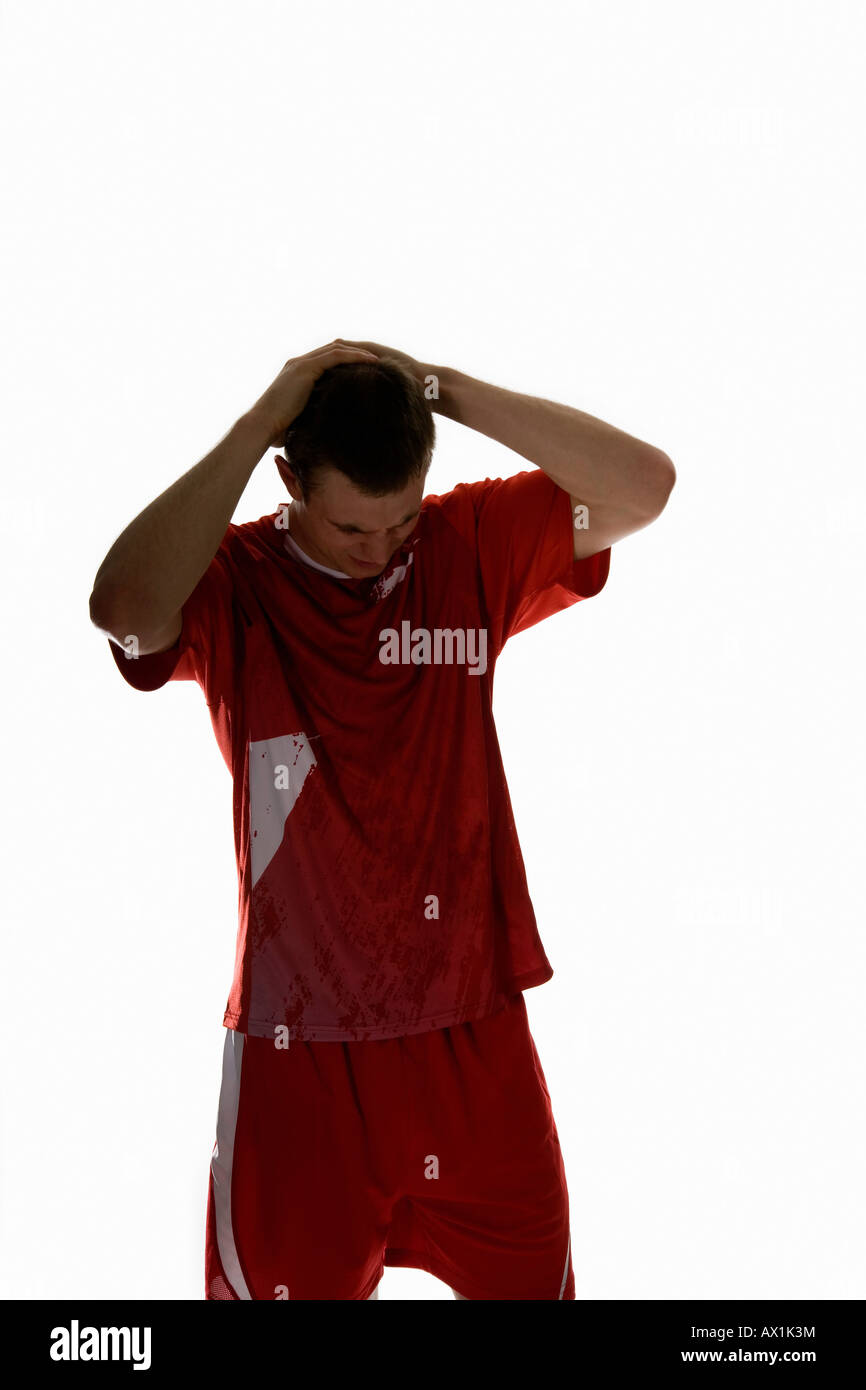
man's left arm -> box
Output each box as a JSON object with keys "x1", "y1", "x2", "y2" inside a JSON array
[
  {"x1": 333, "y1": 341, "x2": 675, "y2": 559},
  {"x1": 427, "y1": 365, "x2": 676, "y2": 560}
]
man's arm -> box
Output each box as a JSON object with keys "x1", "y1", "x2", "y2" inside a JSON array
[
  {"x1": 89, "y1": 340, "x2": 380, "y2": 654},
  {"x1": 329, "y1": 341, "x2": 675, "y2": 560},
  {"x1": 88, "y1": 409, "x2": 274, "y2": 654},
  {"x1": 428, "y1": 366, "x2": 675, "y2": 559}
]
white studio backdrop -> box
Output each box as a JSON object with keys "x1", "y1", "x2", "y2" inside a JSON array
[{"x1": 1, "y1": 0, "x2": 864, "y2": 1299}]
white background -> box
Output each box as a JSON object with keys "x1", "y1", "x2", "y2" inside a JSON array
[{"x1": 2, "y1": 0, "x2": 864, "y2": 1300}]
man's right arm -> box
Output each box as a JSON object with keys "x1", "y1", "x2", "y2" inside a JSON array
[
  {"x1": 88, "y1": 409, "x2": 275, "y2": 655},
  {"x1": 90, "y1": 341, "x2": 382, "y2": 656}
]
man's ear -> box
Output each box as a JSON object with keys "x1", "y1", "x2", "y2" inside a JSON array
[{"x1": 275, "y1": 454, "x2": 303, "y2": 501}]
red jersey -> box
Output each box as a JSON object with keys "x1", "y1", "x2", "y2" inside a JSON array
[{"x1": 108, "y1": 468, "x2": 610, "y2": 1041}]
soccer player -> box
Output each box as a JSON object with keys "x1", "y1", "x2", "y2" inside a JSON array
[{"x1": 90, "y1": 338, "x2": 675, "y2": 1300}]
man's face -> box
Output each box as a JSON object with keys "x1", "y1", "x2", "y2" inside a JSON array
[{"x1": 276, "y1": 458, "x2": 426, "y2": 579}]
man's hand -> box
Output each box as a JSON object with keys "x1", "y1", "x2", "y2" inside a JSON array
[
  {"x1": 250, "y1": 340, "x2": 380, "y2": 449},
  {"x1": 333, "y1": 338, "x2": 429, "y2": 390}
]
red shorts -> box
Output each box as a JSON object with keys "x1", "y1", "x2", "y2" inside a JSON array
[{"x1": 205, "y1": 992, "x2": 575, "y2": 1300}]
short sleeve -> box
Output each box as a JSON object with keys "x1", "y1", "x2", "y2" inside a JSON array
[
  {"x1": 455, "y1": 469, "x2": 610, "y2": 650},
  {"x1": 107, "y1": 533, "x2": 237, "y2": 702}
]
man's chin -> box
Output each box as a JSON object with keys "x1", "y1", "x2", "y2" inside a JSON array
[{"x1": 346, "y1": 556, "x2": 388, "y2": 576}]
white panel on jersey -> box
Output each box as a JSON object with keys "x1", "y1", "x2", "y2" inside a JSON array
[
  {"x1": 558, "y1": 1231, "x2": 572, "y2": 1299},
  {"x1": 211, "y1": 1028, "x2": 252, "y2": 1300},
  {"x1": 249, "y1": 733, "x2": 318, "y2": 888}
]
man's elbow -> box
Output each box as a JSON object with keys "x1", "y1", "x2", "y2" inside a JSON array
[
  {"x1": 645, "y1": 450, "x2": 676, "y2": 517},
  {"x1": 89, "y1": 582, "x2": 135, "y2": 643},
  {"x1": 89, "y1": 584, "x2": 114, "y2": 634}
]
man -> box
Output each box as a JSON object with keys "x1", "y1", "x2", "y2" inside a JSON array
[{"x1": 90, "y1": 338, "x2": 675, "y2": 1301}]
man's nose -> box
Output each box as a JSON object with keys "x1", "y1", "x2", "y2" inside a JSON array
[{"x1": 363, "y1": 534, "x2": 394, "y2": 558}]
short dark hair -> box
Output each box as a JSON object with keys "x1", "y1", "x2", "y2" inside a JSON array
[{"x1": 282, "y1": 357, "x2": 435, "y2": 500}]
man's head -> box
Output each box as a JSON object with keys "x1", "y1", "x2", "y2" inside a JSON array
[{"x1": 275, "y1": 357, "x2": 435, "y2": 578}]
